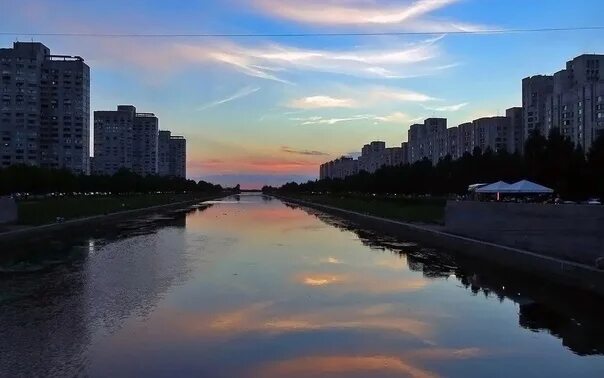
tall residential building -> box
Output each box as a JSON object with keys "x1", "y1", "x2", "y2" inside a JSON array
[
  {"x1": 0, "y1": 42, "x2": 90, "y2": 173},
  {"x1": 472, "y1": 116, "x2": 513, "y2": 154},
  {"x1": 458, "y1": 122, "x2": 475, "y2": 156},
  {"x1": 93, "y1": 105, "x2": 158, "y2": 176},
  {"x1": 383, "y1": 147, "x2": 405, "y2": 167},
  {"x1": 400, "y1": 142, "x2": 409, "y2": 165},
  {"x1": 522, "y1": 75, "x2": 553, "y2": 139},
  {"x1": 549, "y1": 54, "x2": 604, "y2": 150},
  {"x1": 158, "y1": 130, "x2": 171, "y2": 176},
  {"x1": 168, "y1": 135, "x2": 186, "y2": 178},
  {"x1": 506, "y1": 107, "x2": 524, "y2": 154},
  {"x1": 359, "y1": 141, "x2": 386, "y2": 173},
  {"x1": 407, "y1": 118, "x2": 447, "y2": 164},
  {"x1": 524, "y1": 55, "x2": 604, "y2": 151},
  {"x1": 446, "y1": 127, "x2": 460, "y2": 160},
  {"x1": 133, "y1": 112, "x2": 158, "y2": 176},
  {"x1": 158, "y1": 130, "x2": 187, "y2": 178}
]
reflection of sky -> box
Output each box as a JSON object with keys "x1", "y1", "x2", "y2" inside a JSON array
[
  {"x1": 80, "y1": 194, "x2": 604, "y2": 377},
  {"x1": 2, "y1": 1, "x2": 604, "y2": 188}
]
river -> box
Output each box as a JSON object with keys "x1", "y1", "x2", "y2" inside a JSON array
[{"x1": 1, "y1": 193, "x2": 604, "y2": 377}]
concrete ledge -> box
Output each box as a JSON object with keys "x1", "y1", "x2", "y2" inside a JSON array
[
  {"x1": 0, "y1": 195, "x2": 224, "y2": 245},
  {"x1": 277, "y1": 195, "x2": 604, "y2": 296}
]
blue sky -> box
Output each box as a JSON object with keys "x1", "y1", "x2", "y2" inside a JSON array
[{"x1": 1, "y1": 0, "x2": 603, "y2": 188}]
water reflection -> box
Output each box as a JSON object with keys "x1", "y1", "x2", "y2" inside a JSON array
[
  {"x1": 0, "y1": 204, "x2": 210, "y2": 376},
  {"x1": 1, "y1": 194, "x2": 603, "y2": 377},
  {"x1": 290, "y1": 202, "x2": 604, "y2": 357}
]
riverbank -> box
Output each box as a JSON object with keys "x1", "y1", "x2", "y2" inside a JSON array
[
  {"x1": 0, "y1": 193, "x2": 226, "y2": 245},
  {"x1": 278, "y1": 193, "x2": 445, "y2": 224},
  {"x1": 277, "y1": 195, "x2": 604, "y2": 296},
  {"x1": 15, "y1": 193, "x2": 216, "y2": 225}
]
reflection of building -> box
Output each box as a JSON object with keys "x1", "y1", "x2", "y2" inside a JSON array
[
  {"x1": 299, "y1": 203, "x2": 604, "y2": 357},
  {"x1": 0, "y1": 42, "x2": 90, "y2": 173}
]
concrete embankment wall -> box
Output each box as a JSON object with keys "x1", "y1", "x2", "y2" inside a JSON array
[
  {"x1": 0, "y1": 197, "x2": 17, "y2": 224},
  {"x1": 445, "y1": 201, "x2": 604, "y2": 266},
  {"x1": 277, "y1": 196, "x2": 604, "y2": 296},
  {"x1": 0, "y1": 195, "x2": 223, "y2": 246}
]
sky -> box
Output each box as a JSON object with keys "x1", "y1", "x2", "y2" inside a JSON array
[{"x1": 1, "y1": 0, "x2": 603, "y2": 189}]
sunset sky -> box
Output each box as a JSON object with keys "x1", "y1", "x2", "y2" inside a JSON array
[{"x1": 2, "y1": 0, "x2": 603, "y2": 188}]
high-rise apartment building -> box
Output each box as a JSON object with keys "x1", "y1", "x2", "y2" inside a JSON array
[
  {"x1": 158, "y1": 130, "x2": 187, "y2": 178},
  {"x1": 359, "y1": 141, "x2": 386, "y2": 173},
  {"x1": 446, "y1": 127, "x2": 460, "y2": 160},
  {"x1": 158, "y1": 130, "x2": 172, "y2": 176},
  {"x1": 132, "y1": 112, "x2": 158, "y2": 176},
  {"x1": 0, "y1": 42, "x2": 90, "y2": 173},
  {"x1": 458, "y1": 122, "x2": 475, "y2": 156},
  {"x1": 472, "y1": 116, "x2": 513, "y2": 154},
  {"x1": 93, "y1": 105, "x2": 158, "y2": 176},
  {"x1": 506, "y1": 107, "x2": 524, "y2": 154},
  {"x1": 408, "y1": 118, "x2": 447, "y2": 164},
  {"x1": 522, "y1": 75, "x2": 553, "y2": 139},
  {"x1": 523, "y1": 54, "x2": 604, "y2": 151},
  {"x1": 168, "y1": 135, "x2": 186, "y2": 178}
]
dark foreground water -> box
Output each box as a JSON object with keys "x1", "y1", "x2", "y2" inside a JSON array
[{"x1": 1, "y1": 194, "x2": 604, "y2": 377}]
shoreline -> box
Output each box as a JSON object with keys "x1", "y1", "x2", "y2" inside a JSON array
[
  {"x1": 0, "y1": 194, "x2": 226, "y2": 245},
  {"x1": 276, "y1": 195, "x2": 604, "y2": 296}
]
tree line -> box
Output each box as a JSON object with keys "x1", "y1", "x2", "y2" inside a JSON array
[
  {"x1": 267, "y1": 131, "x2": 604, "y2": 200},
  {"x1": 0, "y1": 166, "x2": 225, "y2": 196}
]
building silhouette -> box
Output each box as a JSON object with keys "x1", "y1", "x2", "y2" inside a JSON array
[
  {"x1": 0, "y1": 42, "x2": 90, "y2": 173},
  {"x1": 319, "y1": 54, "x2": 604, "y2": 180},
  {"x1": 158, "y1": 130, "x2": 186, "y2": 178},
  {"x1": 93, "y1": 105, "x2": 158, "y2": 176},
  {"x1": 94, "y1": 105, "x2": 186, "y2": 178},
  {"x1": 523, "y1": 54, "x2": 604, "y2": 151}
]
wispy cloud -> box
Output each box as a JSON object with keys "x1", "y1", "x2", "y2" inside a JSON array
[
  {"x1": 422, "y1": 102, "x2": 468, "y2": 112},
  {"x1": 298, "y1": 115, "x2": 375, "y2": 125},
  {"x1": 173, "y1": 35, "x2": 451, "y2": 83},
  {"x1": 288, "y1": 96, "x2": 357, "y2": 109},
  {"x1": 370, "y1": 87, "x2": 438, "y2": 102},
  {"x1": 281, "y1": 146, "x2": 330, "y2": 156},
  {"x1": 374, "y1": 112, "x2": 420, "y2": 123},
  {"x1": 286, "y1": 87, "x2": 437, "y2": 113},
  {"x1": 197, "y1": 86, "x2": 261, "y2": 110},
  {"x1": 293, "y1": 112, "x2": 420, "y2": 126},
  {"x1": 254, "y1": 0, "x2": 492, "y2": 32}
]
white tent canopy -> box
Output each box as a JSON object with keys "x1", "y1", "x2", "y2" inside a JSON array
[
  {"x1": 507, "y1": 180, "x2": 554, "y2": 194},
  {"x1": 475, "y1": 181, "x2": 512, "y2": 193}
]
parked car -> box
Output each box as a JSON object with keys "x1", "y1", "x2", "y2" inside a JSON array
[{"x1": 586, "y1": 199, "x2": 602, "y2": 205}]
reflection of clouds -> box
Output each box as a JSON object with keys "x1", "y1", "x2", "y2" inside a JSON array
[
  {"x1": 374, "y1": 256, "x2": 408, "y2": 270},
  {"x1": 295, "y1": 272, "x2": 430, "y2": 294},
  {"x1": 302, "y1": 274, "x2": 341, "y2": 286},
  {"x1": 146, "y1": 301, "x2": 433, "y2": 342},
  {"x1": 255, "y1": 355, "x2": 434, "y2": 378},
  {"x1": 405, "y1": 347, "x2": 486, "y2": 360},
  {"x1": 210, "y1": 302, "x2": 273, "y2": 330},
  {"x1": 255, "y1": 347, "x2": 488, "y2": 378},
  {"x1": 321, "y1": 256, "x2": 342, "y2": 264}
]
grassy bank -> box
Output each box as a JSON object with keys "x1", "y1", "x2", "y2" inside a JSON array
[
  {"x1": 16, "y1": 193, "x2": 220, "y2": 226},
  {"x1": 286, "y1": 194, "x2": 446, "y2": 224}
]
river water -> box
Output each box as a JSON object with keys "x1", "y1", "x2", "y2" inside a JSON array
[{"x1": 1, "y1": 193, "x2": 604, "y2": 377}]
